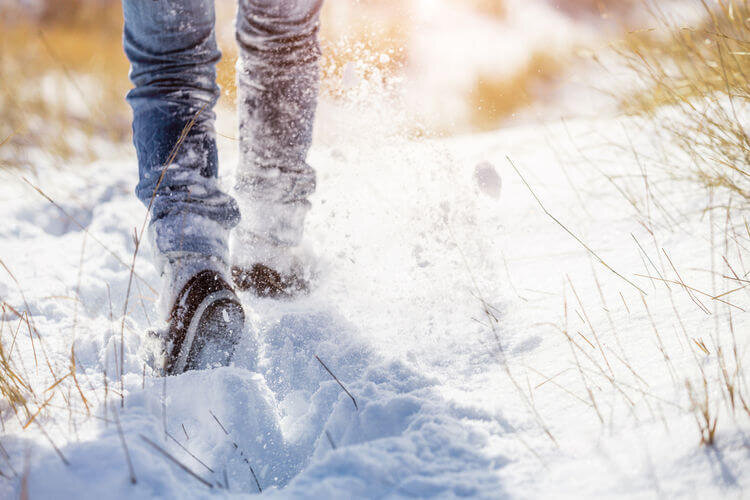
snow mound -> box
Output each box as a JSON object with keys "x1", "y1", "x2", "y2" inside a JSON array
[{"x1": 2, "y1": 305, "x2": 506, "y2": 498}]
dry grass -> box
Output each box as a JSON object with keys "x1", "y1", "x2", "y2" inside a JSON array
[
  {"x1": 0, "y1": 2, "x2": 130, "y2": 170},
  {"x1": 539, "y1": 0, "x2": 750, "y2": 439},
  {"x1": 555, "y1": 0, "x2": 641, "y2": 19},
  {"x1": 513, "y1": 0, "x2": 750, "y2": 443},
  {"x1": 0, "y1": 312, "x2": 29, "y2": 414},
  {"x1": 469, "y1": 52, "x2": 563, "y2": 131},
  {"x1": 539, "y1": 193, "x2": 750, "y2": 447},
  {"x1": 0, "y1": 260, "x2": 88, "y2": 438},
  {"x1": 457, "y1": 0, "x2": 507, "y2": 20},
  {"x1": 618, "y1": 0, "x2": 750, "y2": 200},
  {"x1": 1, "y1": 0, "x2": 604, "y2": 146},
  {"x1": 216, "y1": 44, "x2": 240, "y2": 106},
  {"x1": 318, "y1": 0, "x2": 410, "y2": 99}
]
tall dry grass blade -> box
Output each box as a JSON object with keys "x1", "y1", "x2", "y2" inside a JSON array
[
  {"x1": 140, "y1": 434, "x2": 212, "y2": 488},
  {"x1": 633, "y1": 273, "x2": 744, "y2": 310},
  {"x1": 0, "y1": 258, "x2": 55, "y2": 379},
  {"x1": 69, "y1": 345, "x2": 90, "y2": 415},
  {"x1": 563, "y1": 293, "x2": 640, "y2": 417},
  {"x1": 209, "y1": 410, "x2": 263, "y2": 493},
  {"x1": 0, "y1": 131, "x2": 14, "y2": 148},
  {"x1": 22, "y1": 393, "x2": 55, "y2": 430},
  {"x1": 325, "y1": 430, "x2": 337, "y2": 450},
  {"x1": 562, "y1": 280, "x2": 605, "y2": 424},
  {"x1": 20, "y1": 178, "x2": 156, "y2": 294},
  {"x1": 166, "y1": 431, "x2": 214, "y2": 474},
  {"x1": 34, "y1": 420, "x2": 69, "y2": 466},
  {"x1": 631, "y1": 233, "x2": 669, "y2": 290},
  {"x1": 119, "y1": 228, "x2": 144, "y2": 408},
  {"x1": 71, "y1": 232, "x2": 87, "y2": 344},
  {"x1": 162, "y1": 373, "x2": 167, "y2": 441},
  {"x1": 509, "y1": 157, "x2": 646, "y2": 294},
  {"x1": 524, "y1": 363, "x2": 591, "y2": 406},
  {"x1": 315, "y1": 355, "x2": 358, "y2": 410},
  {"x1": 113, "y1": 405, "x2": 137, "y2": 484},
  {"x1": 19, "y1": 448, "x2": 29, "y2": 500},
  {"x1": 641, "y1": 295, "x2": 678, "y2": 386},
  {"x1": 0, "y1": 440, "x2": 17, "y2": 477},
  {"x1": 568, "y1": 273, "x2": 614, "y2": 377}
]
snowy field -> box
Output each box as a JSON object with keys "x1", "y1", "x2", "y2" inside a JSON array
[
  {"x1": 0, "y1": 1, "x2": 748, "y2": 496},
  {"x1": 1, "y1": 93, "x2": 749, "y2": 498}
]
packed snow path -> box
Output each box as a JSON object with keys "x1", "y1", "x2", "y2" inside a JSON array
[{"x1": 0, "y1": 114, "x2": 748, "y2": 498}]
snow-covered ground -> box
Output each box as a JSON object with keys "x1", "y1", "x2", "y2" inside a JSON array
[{"x1": 1, "y1": 90, "x2": 748, "y2": 498}]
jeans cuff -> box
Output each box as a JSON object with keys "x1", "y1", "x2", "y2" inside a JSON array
[{"x1": 149, "y1": 212, "x2": 230, "y2": 268}]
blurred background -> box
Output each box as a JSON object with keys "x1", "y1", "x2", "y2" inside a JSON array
[{"x1": 0, "y1": 0, "x2": 694, "y2": 170}]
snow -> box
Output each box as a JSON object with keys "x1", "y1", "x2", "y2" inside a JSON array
[
  {"x1": 1, "y1": 104, "x2": 748, "y2": 498},
  {"x1": 2, "y1": 5, "x2": 750, "y2": 493}
]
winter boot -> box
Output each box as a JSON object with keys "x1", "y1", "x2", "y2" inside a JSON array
[
  {"x1": 231, "y1": 233, "x2": 314, "y2": 299},
  {"x1": 161, "y1": 259, "x2": 245, "y2": 374}
]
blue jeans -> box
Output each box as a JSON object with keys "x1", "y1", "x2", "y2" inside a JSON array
[{"x1": 123, "y1": 0, "x2": 321, "y2": 268}]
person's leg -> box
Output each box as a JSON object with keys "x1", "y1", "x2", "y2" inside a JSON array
[
  {"x1": 233, "y1": 0, "x2": 323, "y2": 296},
  {"x1": 123, "y1": 0, "x2": 240, "y2": 270},
  {"x1": 123, "y1": 0, "x2": 244, "y2": 372}
]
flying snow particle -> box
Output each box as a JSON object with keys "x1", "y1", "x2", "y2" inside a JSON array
[
  {"x1": 474, "y1": 161, "x2": 502, "y2": 199},
  {"x1": 341, "y1": 62, "x2": 359, "y2": 89}
]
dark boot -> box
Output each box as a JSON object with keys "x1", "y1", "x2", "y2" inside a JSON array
[
  {"x1": 164, "y1": 270, "x2": 245, "y2": 374},
  {"x1": 231, "y1": 263, "x2": 309, "y2": 299}
]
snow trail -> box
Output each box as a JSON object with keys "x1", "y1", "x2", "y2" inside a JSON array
[
  {"x1": 1, "y1": 110, "x2": 749, "y2": 498},
  {"x1": 0, "y1": 124, "x2": 512, "y2": 497}
]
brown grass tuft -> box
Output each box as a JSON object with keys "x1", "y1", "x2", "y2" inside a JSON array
[
  {"x1": 469, "y1": 52, "x2": 563, "y2": 131},
  {"x1": 617, "y1": 0, "x2": 750, "y2": 199},
  {"x1": 0, "y1": 3, "x2": 130, "y2": 170},
  {"x1": 318, "y1": 0, "x2": 409, "y2": 98},
  {"x1": 458, "y1": 0, "x2": 507, "y2": 20},
  {"x1": 555, "y1": 0, "x2": 641, "y2": 19}
]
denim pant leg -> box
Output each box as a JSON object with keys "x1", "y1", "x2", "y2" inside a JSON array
[
  {"x1": 233, "y1": 0, "x2": 322, "y2": 258},
  {"x1": 123, "y1": 0, "x2": 240, "y2": 269}
]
